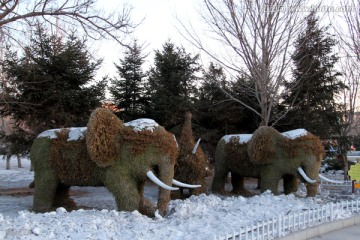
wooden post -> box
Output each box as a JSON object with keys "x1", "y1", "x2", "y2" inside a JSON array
[{"x1": 352, "y1": 180, "x2": 355, "y2": 194}]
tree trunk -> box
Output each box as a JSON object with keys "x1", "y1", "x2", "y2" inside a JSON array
[
  {"x1": 338, "y1": 137, "x2": 350, "y2": 180},
  {"x1": 6, "y1": 155, "x2": 11, "y2": 170},
  {"x1": 17, "y1": 155, "x2": 22, "y2": 168}
]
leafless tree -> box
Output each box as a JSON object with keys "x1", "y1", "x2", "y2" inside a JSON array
[
  {"x1": 0, "y1": 0, "x2": 136, "y2": 48},
  {"x1": 178, "y1": 0, "x2": 311, "y2": 126},
  {"x1": 331, "y1": 0, "x2": 360, "y2": 179}
]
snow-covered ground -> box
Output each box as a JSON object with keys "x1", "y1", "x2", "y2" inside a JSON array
[{"x1": 0, "y1": 156, "x2": 359, "y2": 240}]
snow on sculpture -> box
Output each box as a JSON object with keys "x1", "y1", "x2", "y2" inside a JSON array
[
  {"x1": 212, "y1": 126, "x2": 325, "y2": 197},
  {"x1": 30, "y1": 108, "x2": 200, "y2": 217}
]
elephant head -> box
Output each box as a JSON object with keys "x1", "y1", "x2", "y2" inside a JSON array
[
  {"x1": 31, "y1": 108, "x2": 199, "y2": 217},
  {"x1": 247, "y1": 126, "x2": 324, "y2": 196},
  {"x1": 172, "y1": 111, "x2": 207, "y2": 199}
]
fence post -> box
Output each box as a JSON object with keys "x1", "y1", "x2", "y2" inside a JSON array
[
  {"x1": 278, "y1": 214, "x2": 282, "y2": 237},
  {"x1": 245, "y1": 226, "x2": 248, "y2": 240},
  {"x1": 330, "y1": 202, "x2": 334, "y2": 221}
]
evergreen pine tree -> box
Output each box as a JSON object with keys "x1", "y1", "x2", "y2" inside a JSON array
[
  {"x1": 0, "y1": 26, "x2": 106, "y2": 152},
  {"x1": 110, "y1": 41, "x2": 147, "y2": 121},
  {"x1": 282, "y1": 12, "x2": 344, "y2": 138},
  {"x1": 196, "y1": 63, "x2": 258, "y2": 161},
  {"x1": 147, "y1": 41, "x2": 200, "y2": 127}
]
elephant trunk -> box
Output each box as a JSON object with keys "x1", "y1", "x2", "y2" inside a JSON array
[
  {"x1": 156, "y1": 158, "x2": 175, "y2": 216},
  {"x1": 297, "y1": 167, "x2": 321, "y2": 197}
]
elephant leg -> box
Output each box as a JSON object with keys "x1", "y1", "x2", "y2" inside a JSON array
[
  {"x1": 137, "y1": 180, "x2": 156, "y2": 216},
  {"x1": 33, "y1": 171, "x2": 58, "y2": 212},
  {"x1": 283, "y1": 174, "x2": 299, "y2": 195},
  {"x1": 140, "y1": 198, "x2": 156, "y2": 217},
  {"x1": 306, "y1": 182, "x2": 319, "y2": 197},
  {"x1": 53, "y1": 184, "x2": 77, "y2": 209},
  {"x1": 231, "y1": 173, "x2": 251, "y2": 196},
  {"x1": 260, "y1": 170, "x2": 281, "y2": 195},
  {"x1": 106, "y1": 175, "x2": 143, "y2": 214},
  {"x1": 211, "y1": 167, "x2": 229, "y2": 194}
]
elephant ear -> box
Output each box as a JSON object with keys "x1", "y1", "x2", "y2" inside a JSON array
[
  {"x1": 86, "y1": 108, "x2": 124, "y2": 167},
  {"x1": 248, "y1": 126, "x2": 280, "y2": 165}
]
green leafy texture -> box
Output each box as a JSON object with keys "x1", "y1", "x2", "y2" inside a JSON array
[
  {"x1": 196, "y1": 63, "x2": 258, "y2": 154},
  {"x1": 109, "y1": 41, "x2": 148, "y2": 121},
  {"x1": 211, "y1": 136, "x2": 259, "y2": 196},
  {"x1": 0, "y1": 25, "x2": 106, "y2": 154},
  {"x1": 147, "y1": 41, "x2": 200, "y2": 128},
  {"x1": 281, "y1": 12, "x2": 345, "y2": 138},
  {"x1": 248, "y1": 126, "x2": 323, "y2": 197}
]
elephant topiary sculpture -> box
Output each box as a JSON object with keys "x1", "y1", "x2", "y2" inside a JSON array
[
  {"x1": 172, "y1": 111, "x2": 208, "y2": 199},
  {"x1": 212, "y1": 126, "x2": 327, "y2": 197},
  {"x1": 31, "y1": 108, "x2": 199, "y2": 217}
]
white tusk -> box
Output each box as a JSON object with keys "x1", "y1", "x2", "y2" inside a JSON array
[
  {"x1": 319, "y1": 174, "x2": 344, "y2": 184},
  {"x1": 297, "y1": 167, "x2": 317, "y2": 184},
  {"x1": 192, "y1": 138, "x2": 201, "y2": 154},
  {"x1": 172, "y1": 179, "x2": 201, "y2": 188},
  {"x1": 173, "y1": 134, "x2": 178, "y2": 148},
  {"x1": 146, "y1": 171, "x2": 179, "y2": 191}
]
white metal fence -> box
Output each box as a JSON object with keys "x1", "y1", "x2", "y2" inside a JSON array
[
  {"x1": 214, "y1": 200, "x2": 360, "y2": 240},
  {"x1": 320, "y1": 177, "x2": 360, "y2": 194}
]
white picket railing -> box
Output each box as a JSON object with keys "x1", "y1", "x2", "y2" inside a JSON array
[
  {"x1": 320, "y1": 177, "x2": 360, "y2": 194},
  {"x1": 214, "y1": 200, "x2": 360, "y2": 240},
  {"x1": 320, "y1": 179, "x2": 353, "y2": 190}
]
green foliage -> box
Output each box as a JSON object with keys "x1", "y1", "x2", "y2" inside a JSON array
[
  {"x1": 196, "y1": 63, "x2": 258, "y2": 153},
  {"x1": 110, "y1": 41, "x2": 148, "y2": 121},
  {"x1": 0, "y1": 25, "x2": 106, "y2": 154},
  {"x1": 322, "y1": 158, "x2": 344, "y2": 172},
  {"x1": 281, "y1": 12, "x2": 345, "y2": 138},
  {"x1": 147, "y1": 41, "x2": 200, "y2": 128}
]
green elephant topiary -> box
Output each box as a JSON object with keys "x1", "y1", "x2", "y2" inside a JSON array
[
  {"x1": 212, "y1": 126, "x2": 325, "y2": 197},
  {"x1": 31, "y1": 108, "x2": 200, "y2": 217}
]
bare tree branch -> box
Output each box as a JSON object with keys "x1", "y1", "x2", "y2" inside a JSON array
[
  {"x1": 177, "y1": 0, "x2": 310, "y2": 126},
  {"x1": 0, "y1": 0, "x2": 137, "y2": 48}
]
